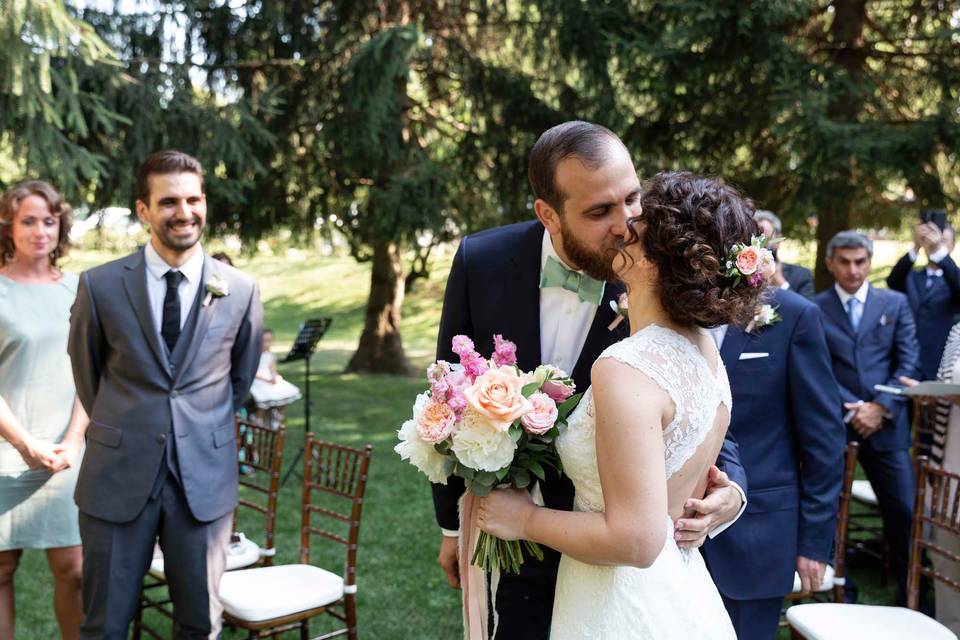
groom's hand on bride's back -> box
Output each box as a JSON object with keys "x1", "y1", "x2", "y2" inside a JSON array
[
  {"x1": 438, "y1": 535, "x2": 461, "y2": 589},
  {"x1": 673, "y1": 466, "x2": 744, "y2": 549}
]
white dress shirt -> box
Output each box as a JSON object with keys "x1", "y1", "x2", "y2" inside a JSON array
[
  {"x1": 539, "y1": 231, "x2": 601, "y2": 376},
  {"x1": 907, "y1": 246, "x2": 949, "y2": 278},
  {"x1": 834, "y1": 280, "x2": 869, "y2": 313},
  {"x1": 144, "y1": 242, "x2": 205, "y2": 341}
]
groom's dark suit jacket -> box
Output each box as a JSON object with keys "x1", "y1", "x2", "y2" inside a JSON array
[
  {"x1": 432, "y1": 220, "x2": 748, "y2": 638},
  {"x1": 703, "y1": 288, "x2": 845, "y2": 604}
]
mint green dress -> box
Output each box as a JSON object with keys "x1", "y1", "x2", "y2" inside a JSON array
[{"x1": 0, "y1": 272, "x2": 82, "y2": 550}]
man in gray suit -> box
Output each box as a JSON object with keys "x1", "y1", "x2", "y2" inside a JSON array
[{"x1": 68, "y1": 150, "x2": 263, "y2": 639}]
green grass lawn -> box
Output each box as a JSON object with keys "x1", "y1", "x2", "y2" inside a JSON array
[{"x1": 13, "y1": 240, "x2": 912, "y2": 639}]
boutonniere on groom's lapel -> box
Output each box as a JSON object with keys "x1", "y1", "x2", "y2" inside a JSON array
[
  {"x1": 203, "y1": 275, "x2": 230, "y2": 307},
  {"x1": 607, "y1": 293, "x2": 629, "y2": 331},
  {"x1": 746, "y1": 304, "x2": 781, "y2": 333}
]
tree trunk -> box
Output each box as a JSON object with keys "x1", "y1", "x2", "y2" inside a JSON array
[
  {"x1": 812, "y1": 0, "x2": 867, "y2": 292},
  {"x1": 345, "y1": 239, "x2": 416, "y2": 375}
]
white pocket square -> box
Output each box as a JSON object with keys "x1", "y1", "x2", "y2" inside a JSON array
[{"x1": 739, "y1": 352, "x2": 769, "y2": 360}]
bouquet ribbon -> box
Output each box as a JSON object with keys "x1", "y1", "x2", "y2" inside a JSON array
[{"x1": 459, "y1": 492, "x2": 488, "y2": 640}]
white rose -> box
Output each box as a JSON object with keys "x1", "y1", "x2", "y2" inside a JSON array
[
  {"x1": 395, "y1": 417, "x2": 453, "y2": 484},
  {"x1": 759, "y1": 305, "x2": 774, "y2": 324},
  {"x1": 450, "y1": 408, "x2": 517, "y2": 472}
]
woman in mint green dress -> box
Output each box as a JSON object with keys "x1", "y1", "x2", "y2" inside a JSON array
[{"x1": 0, "y1": 181, "x2": 88, "y2": 640}]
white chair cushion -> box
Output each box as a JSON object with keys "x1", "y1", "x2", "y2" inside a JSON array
[
  {"x1": 792, "y1": 564, "x2": 837, "y2": 593},
  {"x1": 149, "y1": 535, "x2": 262, "y2": 580},
  {"x1": 787, "y1": 603, "x2": 956, "y2": 639},
  {"x1": 218, "y1": 564, "x2": 345, "y2": 622},
  {"x1": 852, "y1": 479, "x2": 878, "y2": 506}
]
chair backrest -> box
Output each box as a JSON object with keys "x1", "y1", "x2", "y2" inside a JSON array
[
  {"x1": 300, "y1": 435, "x2": 374, "y2": 590},
  {"x1": 234, "y1": 415, "x2": 286, "y2": 564},
  {"x1": 911, "y1": 399, "x2": 938, "y2": 462},
  {"x1": 832, "y1": 441, "x2": 859, "y2": 591},
  {"x1": 907, "y1": 456, "x2": 960, "y2": 609}
]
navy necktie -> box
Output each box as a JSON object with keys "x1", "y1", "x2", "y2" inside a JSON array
[{"x1": 162, "y1": 270, "x2": 184, "y2": 353}]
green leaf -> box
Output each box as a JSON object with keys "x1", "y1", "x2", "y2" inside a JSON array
[
  {"x1": 527, "y1": 459, "x2": 546, "y2": 481},
  {"x1": 509, "y1": 425, "x2": 522, "y2": 443},
  {"x1": 557, "y1": 393, "x2": 583, "y2": 420},
  {"x1": 521, "y1": 382, "x2": 540, "y2": 397},
  {"x1": 511, "y1": 468, "x2": 531, "y2": 489}
]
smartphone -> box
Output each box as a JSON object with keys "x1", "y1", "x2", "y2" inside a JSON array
[{"x1": 921, "y1": 209, "x2": 948, "y2": 231}]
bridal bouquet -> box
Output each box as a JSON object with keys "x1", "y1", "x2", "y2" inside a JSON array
[{"x1": 395, "y1": 334, "x2": 581, "y2": 573}]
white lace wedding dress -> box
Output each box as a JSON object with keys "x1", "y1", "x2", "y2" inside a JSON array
[{"x1": 551, "y1": 325, "x2": 737, "y2": 639}]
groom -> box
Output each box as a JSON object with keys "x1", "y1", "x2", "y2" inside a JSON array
[
  {"x1": 433, "y1": 121, "x2": 749, "y2": 639},
  {"x1": 68, "y1": 150, "x2": 263, "y2": 638}
]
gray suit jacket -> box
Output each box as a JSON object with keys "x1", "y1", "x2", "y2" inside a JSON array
[{"x1": 69, "y1": 248, "x2": 263, "y2": 524}]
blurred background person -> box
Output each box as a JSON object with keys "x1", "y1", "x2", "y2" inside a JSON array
[
  {"x1": 248, "y1": 328, "x2": 301, "y2": 427},
  {"x1": 0, "y1": 181, "x2": 88, "y2": 640},
  {"x1": 886, "y1": 214, "x2": 959, "y2": 381},
  {"x1": 754, "y1": 209, "x2": 815, "y2": 299},
  {"x1": 211, "y1": 251, "x2": 234, "y2": 266}
]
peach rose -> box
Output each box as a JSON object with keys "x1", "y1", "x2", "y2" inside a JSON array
[
  {"x1": 520, "y1": 393, "x2": 559, "y2": 435},
  {"x1": 463, "y1": 366, "x2": 533, "y2": 432},
  {"x1": 417, "y1": 399, "x2": 457, "y2": 444},
  {"x1": 735, "y1": 246, "x2": 759, "y2": 275}
]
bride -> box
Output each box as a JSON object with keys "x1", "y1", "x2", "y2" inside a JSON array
[{"x1": 477, "y1": 171, "x2": 766, "y2": 639}]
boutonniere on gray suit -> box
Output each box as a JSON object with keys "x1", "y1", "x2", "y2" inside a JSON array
[{"x1": 203, "y1": 274, "x2": 230, "y2": 306}]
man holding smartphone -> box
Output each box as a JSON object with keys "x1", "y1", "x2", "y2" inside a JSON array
[{"x1": 887, "y1": 210, "x2": 960, "y2": 381}]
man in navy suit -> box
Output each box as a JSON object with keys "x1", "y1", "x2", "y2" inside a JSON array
[
  {"x1": 814, "y1": 230, "x2": 920, "y2": 605},
  {"x1": 432, "y1": 121, "x2": 749, "y2": 639},
  {"x1": 703, "y1": 287, "x2": 845, "y2": 640},
  {"x1": 886, "y1": 219, "x2": 959, "y2": 380}
]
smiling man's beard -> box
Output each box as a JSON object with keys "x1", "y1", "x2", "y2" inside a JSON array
[
  {"x1": 156, "y1": 216, "x2": 204, "y2": 251},
  {"x1": 558, "y1": 219, "x2": 619, "y2": 282}
]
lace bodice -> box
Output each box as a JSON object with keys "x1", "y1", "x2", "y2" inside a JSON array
[{"x1": 556, "y1": 324, "x2": 732, "y2": 513}]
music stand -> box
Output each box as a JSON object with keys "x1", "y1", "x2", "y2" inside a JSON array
[{"x1": 280, "y1": 317, "x2": 332, "y2": 487}]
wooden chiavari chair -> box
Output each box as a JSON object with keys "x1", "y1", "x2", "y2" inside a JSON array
[
  {"x1": 783, "y1": 441, "x2": 859, "y2": 618},
  {"x1": 786, "y1": 456, "x2": 958, "y2": 639},
  {"x1": 218, "y1": 436, "x2": 373, "y2": 639}
]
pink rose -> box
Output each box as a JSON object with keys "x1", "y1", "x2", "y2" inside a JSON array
[
  {"x1": 492, "y1": 334, "x2": 518, "y2": 367},
  {"x1": 735, "y1": 246, "x2": 759, "y2": 275},
  {"x1": 758, "y1": 248, "x2": 775, "y2": 278},
  {"x1": 520, "y1": 393, "x2": 558, "y2": 435},
  {"x1": 417, "y1": 399, "x2": 457, "y2": 443},
  {"x1": 463, "y1": 366, "x2": 533, "y2": 432},
  {"x1": 541, "y1": 379, "x2": 575, "y2": 402},
  {"x1": 447, "y1": 390, "x2": 468, "y2": 416}
]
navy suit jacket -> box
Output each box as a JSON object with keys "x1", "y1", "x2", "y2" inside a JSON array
[
  {"x1": 886, "y1": 252, "x2": 960, "y2": 380},
  {"x1": 782, "y1": 262, "x2": 815, "y2": 300},
  {"x1": 814, "y1": 285, "x2": 920, "y2": 452},
  {"x1": 431, "y1": 220, "x2": 748, "y2": 531},
  {"x1": 702, "y1": 289, "x2": 845, "y2": 601}
]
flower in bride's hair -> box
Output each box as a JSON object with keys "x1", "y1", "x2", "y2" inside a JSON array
[
  {"x1": 463, "y1": 366, "x2": 533, "y2": 432},
  {"x1": 520, "y1": 393, "x2": 558, "y2": 435},
  {"x1": 758, "y1": 248, "x2": 776, "y2": 278},
  {"x1": 735, "y1": 246, "x2": 760, "y2": 275},
  {"x1": 417, "y1": 399, "x2": 457, "y2": 444},
  {"x1": 395, "y1": 394, "x2": 453, "y2": 483},
  {"x1": 451, "y1": 409, "x2": 517, "y2": 472}
]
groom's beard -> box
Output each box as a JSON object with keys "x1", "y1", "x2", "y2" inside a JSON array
[{"x1": 559, "y1": 228, "x2": 620, "y2": 283}]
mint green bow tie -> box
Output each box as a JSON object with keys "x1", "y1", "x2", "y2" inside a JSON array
[{"x1": 539, "y1": 255, "x2": 605, "y2": 305}]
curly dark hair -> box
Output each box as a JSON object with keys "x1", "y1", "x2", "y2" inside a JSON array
[
  {"x1": 0, "y1": 180, "x2": 73, "y2": 268},
  {"x1": 622, "y1": 171, "x2": 766, "y2": 328}
]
